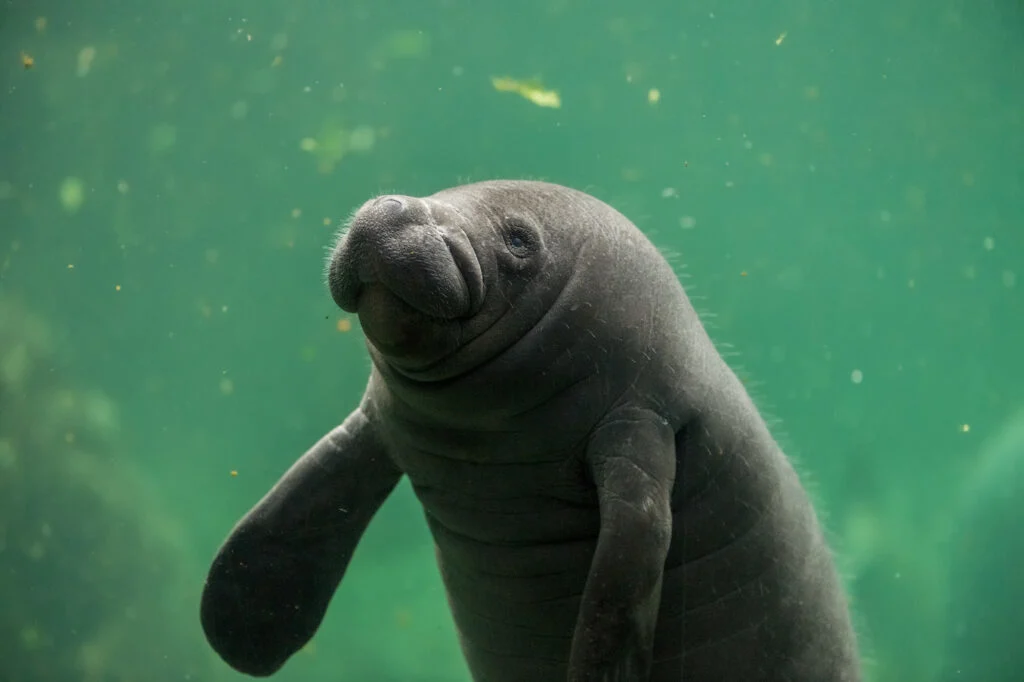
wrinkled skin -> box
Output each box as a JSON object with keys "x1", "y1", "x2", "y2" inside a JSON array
[{"x1": 200, "y1": 180, "x2": 862, "y2": 681}]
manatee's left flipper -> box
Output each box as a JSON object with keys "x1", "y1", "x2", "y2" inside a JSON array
[
  {"x1": 568, "y1": 410, "x2": 677, "y2": 682},
  {"x1": 200, "y1": 407, "x2": 402, "y2": 677}
]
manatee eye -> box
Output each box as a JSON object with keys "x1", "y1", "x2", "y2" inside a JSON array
[{"x1": 504, "y1": 224, "x2": 534, "y2": 258}]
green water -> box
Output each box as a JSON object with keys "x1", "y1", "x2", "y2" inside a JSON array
[{"x1": 1, "y1": 1, "x2": 1021, "y2": 680}]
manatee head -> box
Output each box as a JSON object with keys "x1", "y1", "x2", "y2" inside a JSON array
[{"x1": 327, "y1": 180, "x2": 660, "y2": 382}]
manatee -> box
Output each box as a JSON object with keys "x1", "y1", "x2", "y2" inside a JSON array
[{"x1": 200, "y1": 180, "x2": 861, "y2": 681}]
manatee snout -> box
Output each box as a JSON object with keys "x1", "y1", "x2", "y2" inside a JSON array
[
  {"x1": 327, "y1": 194, "x2": 484, "y2": 360},
  {"x1": 328, "y1": 195, "x2": 482, "y2": 319}
]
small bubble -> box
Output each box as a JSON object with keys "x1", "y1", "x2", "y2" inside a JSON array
[{"x1": 850, "y1": 369, "x2": 863, "y2": 384}]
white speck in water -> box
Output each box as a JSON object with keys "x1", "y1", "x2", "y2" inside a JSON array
[
  {"x1": 983, "y1": 236, "x2": 995, "y2": 251},
  {"x1": 679, "y1": 215, "x2": 697, "y2": 230},
  {"x1": 661, "y1": 187, "x2": 678, "y2": 198},
  {"x1": 851, "y1": 369, "x2": 864, "y2": 384}
]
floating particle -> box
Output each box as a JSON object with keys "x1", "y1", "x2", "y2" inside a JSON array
[
  {"x1": 348, "y1": 125, "x2": 376, "y2": 152},
  {"x1": 114, "y1": 284, "x2": 121, "y2": 291},
  {"x1": 661, "y1": 187, "x2": 678, "y2": 198},
  {"x1": 679, "y1": 215, "x2": 697, "y2": 229},
  {"x1": 117, "y1": 179, "x2": 130, "y2": 194},
  {"x1": 291, "y1": 207, "x2": 302, "y2": 218},
  {"x1": 219, "y1": 378, "x2": 234, "y2": 395},
  {"x1": 148, "y1": 123, "x2": 178, "y2": 153},
  {"x1": 960, "y1": 424, "x2": 970, "y2": 433},
  {"x1": 647, "y1": 88, "x2": 661, "y2": 104},
  {"x1": 35, "y1": 17, "x2": 47, "y2": 32},
  {"x1": 336, "y1": 318, "x2": 352, "y2": 333},
  {"x1": 491, "y1": 76, "x2": 561, "y2": 109},
  {"x1": 76, "y1": 46, "x2": 96, "y2": 77},
  {"x1": 299, "y1": 137, "x2": 318, "y2": 152},
  {"x1": 775, "y1": 31, "x2": 787, "y2": 46},
  {"x1": 983, "y1": 236, "x2": 994, "y2": 251},
  {"x1": 1002, "y1": 270, "x2": 1016, "y2": 288},
  {"x1": 59, "y1": 177, "x2": 85, "y2": 212},
  {"x1": 230, "y1": 470, "x2": 238, "y2": 477},
  {"x1": 20, "y1": 51, "x2": 34, "y2": 69},
  {"x1": 740, "y1": 271, "x2": 748, "y2": 277},
  {"x1": 850, "y1": 369, "x2": 863, "y2": 384}
]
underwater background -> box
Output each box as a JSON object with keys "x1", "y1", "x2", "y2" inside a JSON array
[{"x1": 1, "y1": 0, "x2": 1022, "y2": 680}]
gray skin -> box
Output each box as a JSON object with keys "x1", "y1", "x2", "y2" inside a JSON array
[{"x1": 199, "y1": 180, "x2": 861, "y2": 682}]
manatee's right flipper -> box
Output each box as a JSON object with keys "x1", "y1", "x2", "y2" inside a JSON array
[{"x1": 200, "y1": 407, "x2": 402, "y2": 676}]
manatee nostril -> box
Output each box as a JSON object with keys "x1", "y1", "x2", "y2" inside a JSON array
[{"x1": 377, "y1": 196, "x2": 404, "y2": 212}]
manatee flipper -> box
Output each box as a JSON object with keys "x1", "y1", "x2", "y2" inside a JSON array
[
  {"x1": 568, "y1": 411, "x2": 677, "y2": 682},
  {"x1": 200, "y1": 407, "x2": 402, "y2": 676}
]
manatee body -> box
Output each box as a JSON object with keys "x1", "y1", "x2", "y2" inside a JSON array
[
  {"x1": 940, "y1": 408, "x2": 1024, "y2": 681},
  {"x1": 200, "y1": 180, "x2": 861, "y2": 681}
]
